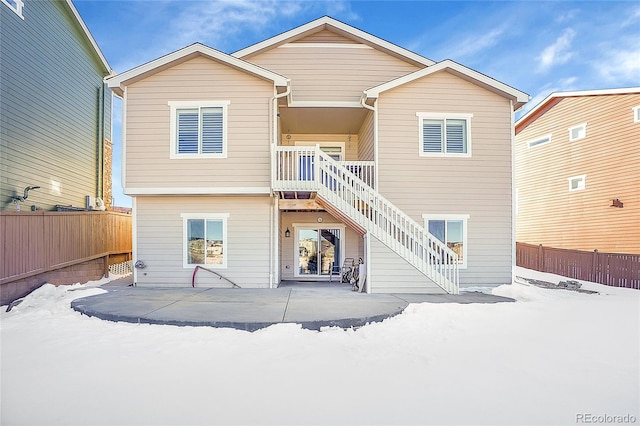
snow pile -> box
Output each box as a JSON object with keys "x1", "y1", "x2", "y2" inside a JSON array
[{"x1": 1, "y1": 268, "x2": 638, "y2": 426}]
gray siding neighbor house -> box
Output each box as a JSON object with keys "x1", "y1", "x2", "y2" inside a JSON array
[{"x1": 0, "y1": 0, "x2": 113, "y2": 212}]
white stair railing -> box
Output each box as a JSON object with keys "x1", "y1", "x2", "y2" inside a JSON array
[{"x1": 273, "y1": 145, "x2": 459, "y2": 294}]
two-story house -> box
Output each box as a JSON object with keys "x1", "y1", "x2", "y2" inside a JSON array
[
  {"x1": 106, "y1": 17, "x2": 528, "y2": 294},
  {"x1": 515, "y1": 87, "x2": 640, "y2": 254},
  {"x1": 0, "y1": 0, "x2": 113, "y2": 212}
]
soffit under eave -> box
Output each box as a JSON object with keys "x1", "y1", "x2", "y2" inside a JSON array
[{"x1": 109, "y1": 52, "x2": 287, "y2": 94}]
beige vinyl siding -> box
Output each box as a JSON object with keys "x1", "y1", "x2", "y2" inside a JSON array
[
  {"x1": 280, "y1": 133, "x2": 359, "y2": 160},
  {"x1": 245, "y1": 40, "x2": 419, "y2": 103},
  {"x1": 376, "y1": 70, "x2": 514, "y2": 286},
  {"x1": 515, "y1": 94, "x2": 640, "y2": 253},
  {"x1": 1, "y1": 0, "x2": 111, "y2": 211},
  {"x1": 368, "y1": 236, "x2": 446, "y2": 294},
  {"x1": 135, "y1": 195, "x2": 272, "y2": 287},
  {"x1": 291, "y1": 30, "x2": 358, "y2": 44},
  {"x1": 124, "y1": 56, "x2": 274, "y2": 190},
  {"x1": 279, "y1": 211, "x2": 363, "y2": 280},
  {"x1": 357, "y1": 110, "x2": 375, "y2": 161}
]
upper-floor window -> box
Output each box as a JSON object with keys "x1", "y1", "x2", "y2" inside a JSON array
[
  {"x1": 568, "y1": 175, "x2": 586, "y2": 191},
  {"x1": 568, "y1": 123, "x2": 587, "y2": 141},
  {"x1": 633, "y1": 106, "x2": 640, "y2": 123},
  {"x1": 2, "y1": 0, "x2": 24, "y2": 19},
  {"x1": 169, "y1": 100, "x2": 229, "y2": 159},
  {"x1": 417, "y1": 113, "x2": 473, "y2": 157},
  {"x1": 527, "y1": 134, "x2": 552, "y2": 149},
  {"x1": 422, "y1": 214, "x2": 469, "y2": 268}
]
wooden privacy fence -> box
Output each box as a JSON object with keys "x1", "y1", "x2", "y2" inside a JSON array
[
  {"x1": 516, "y1": 242, "x2": 640, "y2": 289},
  {"x1": 0, "y1": 211, "x2": 132, "y2": 285}
]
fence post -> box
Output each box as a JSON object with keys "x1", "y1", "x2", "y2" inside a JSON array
[
  {"x1": 592, "y1": 249, "x2": 598, "y2": 283},
  {"x1": 538, "y1": 244, "x2": 544, "y2": 272}
]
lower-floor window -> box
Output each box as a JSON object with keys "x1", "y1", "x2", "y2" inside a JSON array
[
  {"x1": 422, "y1": 214, "x2": 469, "y2": 268},
  {"x1": 181, "y1": 213, "x2": 229, "y2": 268}
]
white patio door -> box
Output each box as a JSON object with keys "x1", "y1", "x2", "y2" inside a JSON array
[{"x1": 296, "y1": 227, "x2": 343, "y2": 277}]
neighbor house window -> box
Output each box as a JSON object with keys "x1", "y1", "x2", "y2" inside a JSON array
[
  {"x1": 417, "y1": 113, "x2": 473, "y2": 156},
  {"x1": 527, "y1": 134, "x2": 552, "y2": 149},
  {"x1": 422, "y1": 214, "x2": 469, "y2": 268},
  {"x1": 169, "y1": 101, "x2": 229, "y2": 159},
  {"x1": 568, "y1": 175, "x2": 586, "y2": 191},
  {"x1": 569, "y1": 123, "x2": 587, "y2": 141},
  {"x1": 633, "y1": 106, "x2": 640, "y2": 123},
  {"x1": 2, "y1": 0, "x2": 23, "y2": 18},
  {"x1": 181, "y1": 213, "x2": 229, "y2": 268}
]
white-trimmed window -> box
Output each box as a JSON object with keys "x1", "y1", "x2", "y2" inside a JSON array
[
  {"x1": 633, "y1": 106, "x2": 640, "y2": 123},
  {"x1": 568, "y1": 175, "x2": 586, "y2": 191},
  {"x1": 181, "y1": 213, "x2": 229, "y2": 268},
  {"x1": 527, "y1": 134, "x2": 552, "y2": 149},
  {"x1": 2, "y1": 0, "x2": 24, "y2": 18},
  {"x1": 422, "y1": 214, "x2": 469, "y2": 268},
  {"x1": 417, "y1": 113, "x2": 473, "y2": 156},
  {"x1": 569, "y1": 123, "x2": 587, "y2": 141},
  {"x1": 169, "y1": 101, "x2": 229, "y2": 159}
]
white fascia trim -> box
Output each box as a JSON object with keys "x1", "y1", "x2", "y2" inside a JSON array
[
  {"x1": 231, "y1": 16, "x2": 435, "y2": 67},
  {"x1": 106, "y1": 43, "x2": 288, "y2": 91},
  {"x1": 287, "y1": 101, "x2": 363, "y2": 108},
  {"x1": 124, "y1": 187, "x2": 272, "y2": 195},
  {"x1": 516, "y1": 87, "x2": 640, "y2": 127},
  {"x1": 365, "y1": 60, "x2": 529, "y2": 104},
  {"x1": 64, "y1": 0, "x2": 113, "y2": 73}
]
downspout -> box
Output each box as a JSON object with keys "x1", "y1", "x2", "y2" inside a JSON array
[
  {"x1": 269, "y1": 81, "x2": 291, "y2": 288},
  {"x1": 510, "y1": 99, "x2": 516, "y2": 286},
  {"x1": 360, "y1": 93, "x2": 376, "y2": 293}
]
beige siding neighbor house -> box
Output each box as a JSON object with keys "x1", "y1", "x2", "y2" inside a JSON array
[
  {"x1": 106, "y1": 17, "x2": 528, "y2": 294},
  {"x1": 515, "y1": 88, "x2": 640, "y2": 254}
]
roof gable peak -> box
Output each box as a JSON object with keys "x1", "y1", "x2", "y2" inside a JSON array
[{"x1": 231, "y1": 16, "x2": 434, "y2": 68}]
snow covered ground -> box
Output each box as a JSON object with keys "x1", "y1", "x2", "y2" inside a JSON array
[{"x1": 1, "y1": 267, "x2": 638, "y2": 426}]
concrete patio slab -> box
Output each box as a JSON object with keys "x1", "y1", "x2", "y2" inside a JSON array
[{"x1": 71, "y1": 283, "x2": 515, "y2": 331}]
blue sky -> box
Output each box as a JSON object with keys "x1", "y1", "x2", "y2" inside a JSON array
[{"x1": 73, "y1": 0, "x2": 640, "y2": 207}]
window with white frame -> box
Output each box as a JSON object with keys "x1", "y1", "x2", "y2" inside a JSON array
[
  {"x1": 422, "y1": 214, "x2": 469, "y2": 267},
  {"x1": 181, "y1": 213, "x2": 229, "y2": 268},
  {"x1": 568, "y1": 175, "x2": 586, "y2": 191},
  {"x1": 169, "y1": 101, "x2": 229, "y2": 159},
  {"x1": 527, "y1": 134, "x2": 552, "y2": 149},
  {"x1": 417, "y1": 113, "x2": 473, "y2": 156},
  {"x1": 569, "y1": 123, "x2": 587, "y2": 141},
  {"x1": 2, "y1": 0, "x2": 24, "y2": 18},
  {"x1": 633, "y1": 106, "x2": 640, "y2": 123}
]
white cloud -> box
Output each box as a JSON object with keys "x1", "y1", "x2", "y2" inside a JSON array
[
  {"x1": 537, "y1": 28, "x2": 576, "y2": 72},
  {"x1": 451, "y1": 27, "x2": 506, "y2": 59},
  {"x1": 597, "y1": 46, "x2": 640, "y2": 85}
]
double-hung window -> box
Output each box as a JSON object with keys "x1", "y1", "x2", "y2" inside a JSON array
[
  {"x1": 417, "y1": 113, "x2": 473, "y2": 157},
  {"x1": 181, "y1": 213, "x2": 229, "y2": 268},
  {"x1": 169, "y1": 101, "x2": 229, "y2": 159},
  {"x1": 422, "y1": 214, "x2": 469, "y2": 268},
  {"x1": 633, "y1": 106, "x2": 640, "y2": 123}
]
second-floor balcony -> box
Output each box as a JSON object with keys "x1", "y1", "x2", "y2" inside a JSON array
[{"x1": 273, "y1": 145, "x2": 375, "y2": 192}]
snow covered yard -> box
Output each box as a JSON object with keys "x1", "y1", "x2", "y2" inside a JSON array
[{"x1": 1, "y1": 268, "x2": 638, "y2": 426}]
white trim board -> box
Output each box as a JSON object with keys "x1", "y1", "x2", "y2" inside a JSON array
[{"x1": 124, "y1": 187, "x2": 272, "y2": 195}]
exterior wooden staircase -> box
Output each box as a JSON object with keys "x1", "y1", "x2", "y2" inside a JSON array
[{"x1": 273, "y1": 145, "x2": 459, "y2": 294}]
